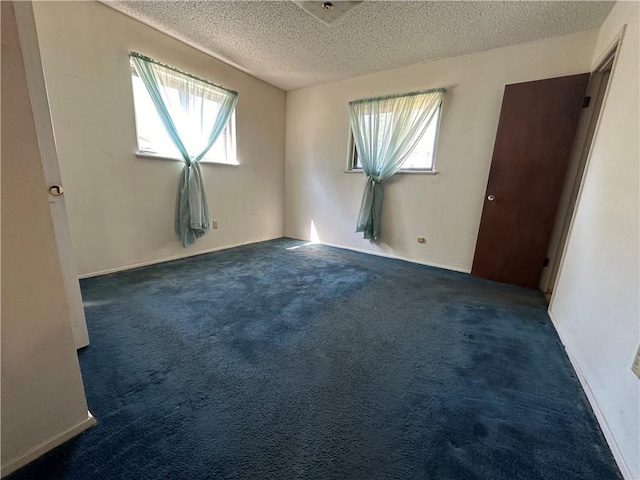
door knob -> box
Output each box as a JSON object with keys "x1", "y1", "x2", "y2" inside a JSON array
[
  {"x1": 48, "y1": 184, "x2": 64, "y2": 196},
  {"x1": 487, "y1": 194, "x2": 495, "y2": 201}
]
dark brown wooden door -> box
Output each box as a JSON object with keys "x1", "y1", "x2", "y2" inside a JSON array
[{"x1": 472, "y1": 74, "x2": 590, "y2": 289}]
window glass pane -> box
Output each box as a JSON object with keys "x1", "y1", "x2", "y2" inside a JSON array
[
  {"x1": 131, "y1": 70, "x2": 235, "y2": 164},
  {"x1": 400, "y1": 107, "x2": 439, "y2": 169},
  {"x1": 132, "y1": 74, "x2": 181, "y2": 158},
  {"x1": 201, "y1": 111, "x2": 236, "y2": 164},
  {"x1": 353, "y1": 105, "x2": 440, "y2": 170}
]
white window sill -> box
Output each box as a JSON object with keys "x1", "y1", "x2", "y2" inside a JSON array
[
  {"x1": 344, "y1": 169, "x2": 438, "y2": 175},
  {"x1": 135, "y1": 152, "x2": 239, "y2": 167}
]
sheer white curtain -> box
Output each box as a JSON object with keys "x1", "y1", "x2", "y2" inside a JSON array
[
  {"x1": 348, "y1": 89, "x2": 444, "y2": 240},
  {"x1": 130, "y1": 52, "x2": 238, "y2": 247}
]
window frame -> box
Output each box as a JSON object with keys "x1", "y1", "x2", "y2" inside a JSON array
[
  {"x1": 345, "y1": 99, "x2": 443, "y2": 174},
  {"x1": 130, "y1": 63, "x2": 238, "y2": 166}
]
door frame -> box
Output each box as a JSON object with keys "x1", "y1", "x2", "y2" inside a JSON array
[
  {"x1": 13, "y1": 1, "x2": 90, "y2": 348},
  {"x1": 544, "y1": 27, "x2": 625, "y2": 298}
]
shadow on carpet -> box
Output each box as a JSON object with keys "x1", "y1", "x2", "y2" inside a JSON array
[{"x1": 9, "y1": 238, "x2": 621, "y2": 480}]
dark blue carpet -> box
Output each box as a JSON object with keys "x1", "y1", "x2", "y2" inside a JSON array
[{"x1": 10, "y1": 238, "x2": 620, "y2": 480}]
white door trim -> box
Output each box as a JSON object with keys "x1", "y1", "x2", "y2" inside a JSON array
[{"x1": 549, "y1": 25, "x2": 626, "y2": 310}]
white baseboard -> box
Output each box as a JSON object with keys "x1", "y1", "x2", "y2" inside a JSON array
[
  {"x1": 78, "y1": 237, "x2": 283, "y2": 279},
  {"x1": 81, "y1": 236, "x2": 471, "y2": 279},
  {"x1": 1, "y1": 412, "x2": 96, "y2": 478},
  {"x1": 548, "y1": 310, "x2": 634, "y2": 480},
  {"x1": 286, "y1": 236, "x2": 471, "y2": 274}
]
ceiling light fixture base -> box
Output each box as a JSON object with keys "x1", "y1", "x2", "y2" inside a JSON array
[{"x1": 293, "y1": 1, "x2": 363, "y2": 25}]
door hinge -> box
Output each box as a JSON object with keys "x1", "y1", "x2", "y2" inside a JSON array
[
  {"x1": 543, "y1": 257, "x2": 550, "y2": 267},
  {"x1": 582, "y1": 96, "x2": 591, "y2": 108}
]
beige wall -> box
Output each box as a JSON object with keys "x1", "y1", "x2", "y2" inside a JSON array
[
  {"x1": 284, "y1": 30, "x2": 597, "y2": 271},
  {"x1": 32, "y1": 1, "x2": 286, "y2": 277},
  {"x1": 550, "y1": 2, "x2": 640, "y2": 478},
  {"x1": 1, "y1": 2, "x2": 92, "y2": 475}
]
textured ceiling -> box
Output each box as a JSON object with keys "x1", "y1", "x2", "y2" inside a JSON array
[{"x1": 103, "y1": 1, "x2": 614, "y2": 91}]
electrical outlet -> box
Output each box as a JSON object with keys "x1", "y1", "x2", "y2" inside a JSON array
[
  {"x1": 417, "y1": 236, "x2": 426, "y2": 244},
  {"x1": 211, "y1": 219, "x2": 218, "y2": 229},
  {"x1": 632, "y1": 345, "x2": 640, "y2": 380}
]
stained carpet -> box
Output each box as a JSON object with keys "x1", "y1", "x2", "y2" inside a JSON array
[{"x1": 9, "y1": 239, "x2": 621, "y2": 479}]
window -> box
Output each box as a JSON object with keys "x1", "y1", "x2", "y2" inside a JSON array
[
  {"x1": 130, "y1": 62, "x2": 237, "y2": 165},
  {"x1": 349, "y1": 101, "x2": 442, "y2": 172}
]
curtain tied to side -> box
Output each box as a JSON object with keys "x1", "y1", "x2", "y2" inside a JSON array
[
  {"x1": 348, "y1": 88, "x2": 444, "y2": 241},
  {"x1": 130, "y1": 52, "x2": 238, "y2": 247}
]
